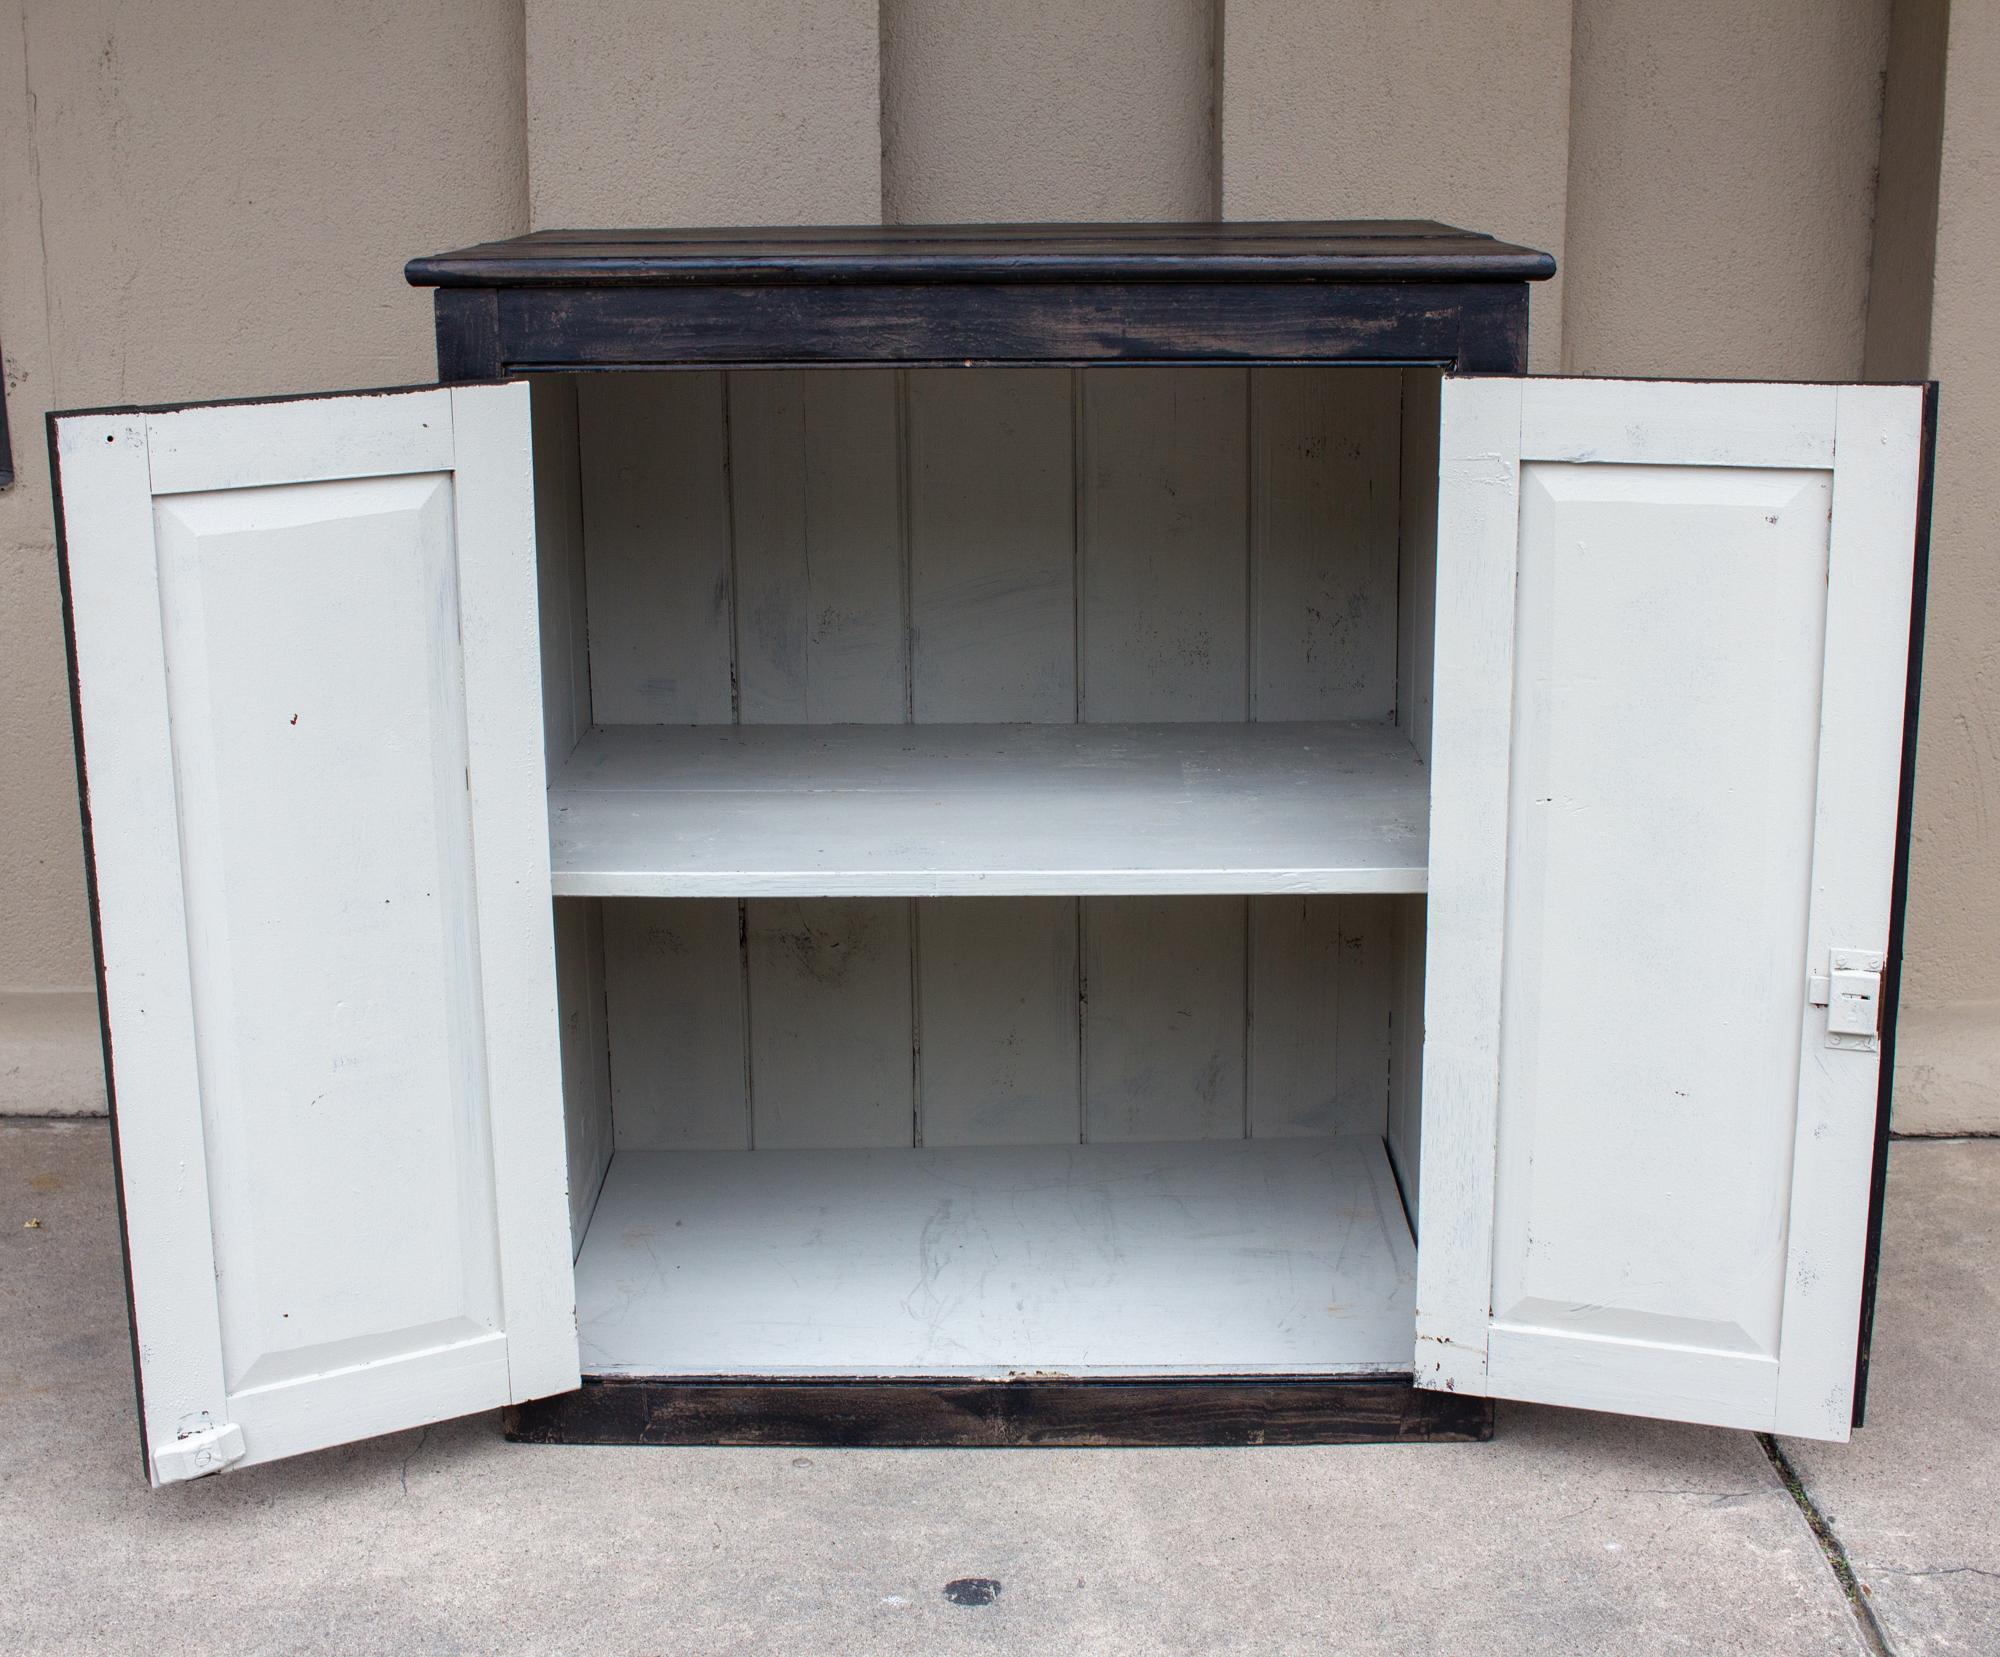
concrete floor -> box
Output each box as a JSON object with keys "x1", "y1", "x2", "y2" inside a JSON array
[{"x1": 1, "y1": 1121, "x2": 1991, "y2": 1656}]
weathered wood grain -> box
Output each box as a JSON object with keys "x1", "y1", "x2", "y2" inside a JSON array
[
  {"x1": 1080, "y1": 367, "x2": 1249, "y2": 721},
  {"x1": 1252, "y1": 367, "x2": 1402, "y2": 721},
  {"x1": 505, "y1": 1376, "x2": 1494, "y2": 1446},
  {"x1": 916, "y1": 899, "x2": 1081, "y2": 1146},
  {"x1": 410, "y1": 220, "x2": 1559, "y2": 289},
  {"x1": 907, "y1": 368, "x2": 1076, "y2": 721},
  {"x1": 578, "y1": 373, "x2": 734, "y2": 723},
  {"x1": 730, "y1": 371, "x2": 904, "y2": 723},
  {"x1": 603, "y1": 900, "x2": 749, "y2": 1150},
  {"x1": 438, "y1": 283, "x2": 1531, "y2": 376},
  {"x1": 745, "y1": 898, "x2": 915, "y2": 1149}
]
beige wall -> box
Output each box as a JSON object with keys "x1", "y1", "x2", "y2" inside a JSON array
[
  {"x1": 1220, "y1": 0, "x2": 1574, "y2": 369},
  {"x1": 883, "y1": 0, "x2": 1214, "y2": 221},
  {"x1": 1891, "y1": 0, "x2": 2000, "y2": 1128},
  {"x1": 3, "y1": 0, "x2": 1994, "y2": 1127},
  {"x1": 1562, "y1": 0, "x2": 1891, "y2": 379},
  {"x1": 526, "y1": 0, "x2": 878, "y2": 227},
  {"x1": 0, "y1": 1, "x2": 527, "y2": 1108}
]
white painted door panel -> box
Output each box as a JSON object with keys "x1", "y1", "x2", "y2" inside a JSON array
[
  {"x1": 55, "y1": 385, "x2": 577, "y2": 1484},
  {"x1": 1418, "y1": 378, "x2": 1923, "y2": 1440}
]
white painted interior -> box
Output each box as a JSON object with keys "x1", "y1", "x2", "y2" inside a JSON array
[
  {"x1": 540, "y1": 363, "x2": 1433, "y2": 1380},
  {"x1": 574, "y1": 1137, "x2": 1415, "y2": 1377},
  {"x1": 51, "y1": 356, "x2": 1924, "y2": 1443},
  {"x1": 549, "y1": 721, "x2": 1429, "y2": 897}
]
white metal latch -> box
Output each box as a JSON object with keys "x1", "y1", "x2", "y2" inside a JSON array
[
  {"x1": 152, "y1": 1419, "x2": 246, "y2": 1484},
  {"x1": 1809, "y1": 949, "x2": 1885, "y2": 1052}
]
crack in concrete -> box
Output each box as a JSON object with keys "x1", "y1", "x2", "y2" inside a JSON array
[
  {"x1": 398, "y1": 1423, "x2": 432, "y2": 1498},
  {"x1": 1759, "y1": 1434, "x2": 1896, "y2": 1657}
]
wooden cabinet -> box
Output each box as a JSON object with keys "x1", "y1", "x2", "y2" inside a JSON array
[{"x1": 49, "y1": 223, "x2": 1933, "y2": 1484}]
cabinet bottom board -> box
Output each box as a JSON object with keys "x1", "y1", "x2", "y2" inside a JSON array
[
  {"x1": 572, "y1": 1136, "x2": 1416, "y2": 1378},
  {"x1": 504, "y1": 1376, "x2": 1494, "y2": 1447}
]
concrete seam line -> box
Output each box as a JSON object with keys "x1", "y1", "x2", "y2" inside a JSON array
[{"x1": 1759, "y1": 1433, "x2": 1897, "y2": 1657}]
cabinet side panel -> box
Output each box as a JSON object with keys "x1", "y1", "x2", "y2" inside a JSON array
[
  {"x1": 554, "y1": 898, "x2": 615, "y2": 1248},
  {"x1": 531, "y1": 376, "x2": 591, "y2": 769},
  {"x1": 579, "y1": 373, "x2": 735, "y2": 723},
  {"x1": 1386, "y1": 896, "x2": 1426, "y2": 1219},
  {"x1": 1397, "y1": 369, "x2": 1441, "y2": 765}
]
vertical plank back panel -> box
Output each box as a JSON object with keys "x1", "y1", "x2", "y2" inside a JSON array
[
  {"x1": 1084, "y1": 896, "x2": 1249, "y2": 1141},
  {"x1": 582, "y1": 365, "x2": 1409, "y2": 1155},
  {"x1": 579, "y1": 373, "x2": 735, "y2": 724},
  {"x1": 1080, "y1": 367, "x2": 1249, "y2": 722},
  {"x1": 730, "y1": 371, "x2": 906, "y2": 723},
  {"x1": 916, "y1": 898, "x2": 1081, "y2": 1146},
  {"x1": 603, "y1": 899, "x2": 749, "y2": 1150},
  {"x1": 747, "y1": 898, "x2": 915, "y2": 1148},
  {"x1": 908, "y1": 368, "x2": 1077, "y2": 722},
  {"x1": 1080, "y1": 369, "x2": 1253, "y2": 1144},
  {"x1": 907, "y1": 369, "x2": 1083, "y2": 1141},
  {"x1": 1252, "y1": 368, "x2": 1402, "y2": 721},
  {"x1": 1249, "y1": 895, "x2": 1398, "y2": 1138}
]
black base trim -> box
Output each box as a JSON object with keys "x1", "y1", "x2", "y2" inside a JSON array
[{"x1": 504, "y1": 1375, "x2": 1495, "y2": 1447}]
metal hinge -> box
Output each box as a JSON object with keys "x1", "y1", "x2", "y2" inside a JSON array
[
  {"x1": 152, "y1": 1419, "x2": 245, "y2": 1484},
  {"x1": 1808, "y1": 949, "x2": 1885, "y2": 1052}
]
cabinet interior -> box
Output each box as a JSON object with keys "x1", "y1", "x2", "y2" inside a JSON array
[{"x1": 531, "y1": 364, "x2": 1443, "y2": 1380}]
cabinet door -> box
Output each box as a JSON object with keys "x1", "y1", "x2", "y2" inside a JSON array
[
  {"x1": 53, "y1": 384, "x2": 578, "y2": 1484},
  {"x1": 1417, "y1": 378, "x2": 1927, "y2": 1441}
]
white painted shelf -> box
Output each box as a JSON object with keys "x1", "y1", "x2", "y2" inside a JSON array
[
  {"x1": 573, "y1": 1136, "x2": 1417, "y2": 1378},
  {"x1": 548, "y1": 721, "x2": 1428, "y2": 897}
]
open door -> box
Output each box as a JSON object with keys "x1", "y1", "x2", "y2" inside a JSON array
[
  {"x1": 53, "y1": 384, "x2": 578, "y2": 1484},
  {"x1": 1416, "y1": 377, "x2": 1927, "y2": 1441}
]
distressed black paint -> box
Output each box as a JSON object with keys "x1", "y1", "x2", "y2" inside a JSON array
[
  {"x1": 410, "y1": 221, "x2": 1549, "y2": 379},
  {"x1": 503, "y1": 1376, "x2": 1496, "y2": 1447}
]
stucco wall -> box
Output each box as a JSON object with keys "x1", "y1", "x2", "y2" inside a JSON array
[
  {"x1": 1220, "y1": 0, "x2": 1574, "y2": 370},
  {"x1": 1562, "y1": 0, "x2": 1891, "y2": 380},
  {"x1": 0, "y1": 0, "x2": 526, "y2": 1108},
  {"x1": 883, "y1": 0, "x2": 1214, "y2": 221},
  {"x1": 2, "y1": 0, "x2": 1993, "y2": 1128},
  {"x1": 1893, "y1": 0, "x2": 2000, "y2": 1129},
  {"x1": 526, "y1": 0, "x2": 878, "y2": 227}
]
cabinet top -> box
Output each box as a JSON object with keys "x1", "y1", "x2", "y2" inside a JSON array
[{"x1": 406, "y1": 221, "x2": 1557, "y2": 289}]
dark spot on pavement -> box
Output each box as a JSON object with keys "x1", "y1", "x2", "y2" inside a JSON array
[{"x1": 943, "y1": 1578, "x2": 1002, "y2": 1607}]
